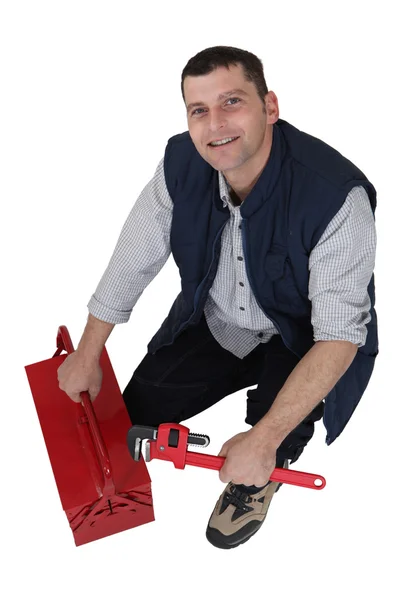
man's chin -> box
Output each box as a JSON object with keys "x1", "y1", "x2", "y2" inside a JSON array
[{"x1": 203, "y1": 153, "x2": 244, "y2": 172}]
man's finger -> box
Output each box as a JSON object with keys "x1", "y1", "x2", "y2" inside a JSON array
[
  {"x1": 219, "y1": 467, "x2": 230, "y2": 483},
  {"x1": 218, "y1": 443, "x2": 229, "y2": 457}
]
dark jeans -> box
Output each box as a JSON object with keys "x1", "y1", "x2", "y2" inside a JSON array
[{"x1": 122, "y1": 313, "x2": 324, "y2": 465}]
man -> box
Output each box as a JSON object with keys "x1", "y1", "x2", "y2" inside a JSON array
[{"x1": 57, "y1": 46, "x2": 378, "y2": 550}]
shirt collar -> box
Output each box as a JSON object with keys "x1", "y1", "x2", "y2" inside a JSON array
[{"x1": 218, "y1": 170, "x2": 232, "y2": 209}]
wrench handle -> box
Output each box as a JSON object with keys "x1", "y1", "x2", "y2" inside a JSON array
[{"x1": 184, "y1": 450, "x2": 325, "y2": 490}]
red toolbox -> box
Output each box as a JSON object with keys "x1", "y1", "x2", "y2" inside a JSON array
[{"x1": 25, "y1": 325, "x2": 155, "y2": 546}]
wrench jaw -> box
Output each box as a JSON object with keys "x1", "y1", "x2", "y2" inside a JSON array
[
  {"x1": 127, "y1": 424, "x2": 210, "y2": 463},
  {"x1": 134, "y1": 437, "x2": 142, "y2": 462},
  {"x1": 145, "y1": 440, "x2": 151, "y2": 462},
  {"x1": 126, "y1": 425, "x2": 158, "y2": 462}
]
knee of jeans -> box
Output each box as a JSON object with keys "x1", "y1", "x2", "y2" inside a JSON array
[
  {"x1": 122, "y1": 374, "x2": 208, "y2": 427},
  {"x1": 122, "y1": 380, "x2": 180, "y2": 427}
]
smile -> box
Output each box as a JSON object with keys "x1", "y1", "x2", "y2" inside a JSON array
[{"x1": 208, "y1": 136, "x2": 239, "y2": 148}]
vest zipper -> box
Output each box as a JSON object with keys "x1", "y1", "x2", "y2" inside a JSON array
[
  {"x1": 241, "y1": 220, "x2": 300, "y2": 358},
  {"x1": 193, "y1": 220, "x2": 228, "y2": 312}
]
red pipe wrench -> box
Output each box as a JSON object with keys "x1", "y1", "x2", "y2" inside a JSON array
[{"x1": 127, "y1": 423, "x2": 326, "y2": 490}]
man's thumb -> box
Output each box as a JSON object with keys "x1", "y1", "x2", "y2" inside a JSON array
[
  {"x1": 218, "y1": 443, "x2": 228, "y2": 457},
  {"x1": 88, "y1": 386, "x2": 100, "y2": 402}
]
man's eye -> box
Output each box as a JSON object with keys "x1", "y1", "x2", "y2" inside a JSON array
[{"x1": 191, "y1": 98, "x2": 240, "y2": 116}]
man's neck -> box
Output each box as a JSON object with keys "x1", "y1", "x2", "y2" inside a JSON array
[{"x1": 224, "y1": 125, "x2": 274, "y2": 203}]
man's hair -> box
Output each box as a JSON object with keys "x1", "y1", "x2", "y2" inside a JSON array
[{"x1": 181, "y1": 46, "x2": 269, "y2": 106}]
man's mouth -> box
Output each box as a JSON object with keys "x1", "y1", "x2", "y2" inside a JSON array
[{"x1": 208, "y1": 136, "x2": 240, "y2": 148}]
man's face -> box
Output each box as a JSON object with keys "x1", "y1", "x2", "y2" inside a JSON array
[{"x1": 183, "y1": 64, "x2": 277, "y2": 173}]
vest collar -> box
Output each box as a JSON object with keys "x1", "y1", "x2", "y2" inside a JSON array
[{"x1": 239, "y1": 122, "x2": 286, "y2": 218}]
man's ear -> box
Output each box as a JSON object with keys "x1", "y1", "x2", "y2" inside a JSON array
[{"x1": 265, "y1": 91, "x2": 279, "y2": 124}]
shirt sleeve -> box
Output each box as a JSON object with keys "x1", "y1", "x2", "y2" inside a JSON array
[
  {"x1": 87, "y1": 157, "x2": 173, "y2": 323},
  {"x1": 308, "y1": 185, "x2": 377, "y2": 347}
]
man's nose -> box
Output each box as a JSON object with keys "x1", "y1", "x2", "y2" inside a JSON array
[{"x1": 208, "y1": 107, "x2": 228, "y2": 131}]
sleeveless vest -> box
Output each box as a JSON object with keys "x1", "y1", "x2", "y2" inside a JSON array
[{"x1": 148, "y1": 118, "x2": 378, "y2": 445}]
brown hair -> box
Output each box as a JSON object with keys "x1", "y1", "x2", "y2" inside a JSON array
[{"x1": 181, "y1": 46, "x2": 268, "y2": 107}]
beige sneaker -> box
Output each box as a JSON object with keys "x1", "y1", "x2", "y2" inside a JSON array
[{"x1": 206, "y1": 459, "x2": 289, "y2": 549}]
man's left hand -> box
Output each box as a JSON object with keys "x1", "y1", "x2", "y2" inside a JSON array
[{"x1": 217, "y1": 429, "x2": 277, "y2": 487}]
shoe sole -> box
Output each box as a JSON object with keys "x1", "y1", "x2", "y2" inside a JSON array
[{"x1": 206, "y1": 520, "x2": 262, "y2": 549}]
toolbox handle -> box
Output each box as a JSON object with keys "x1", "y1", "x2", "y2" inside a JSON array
[{"x1": 55, "y1": 325, "x2": 116, "y2": 496}]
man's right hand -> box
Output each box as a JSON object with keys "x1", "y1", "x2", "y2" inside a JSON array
[{"x1": 57, "y1": 351, "x2": 103, "y2": 403}]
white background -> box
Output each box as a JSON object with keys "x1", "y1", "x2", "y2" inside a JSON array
[{"x1": 1, "y1": 1, "x2": 399, "y2": 598}]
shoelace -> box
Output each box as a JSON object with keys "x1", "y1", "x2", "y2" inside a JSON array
[{"x1": 224, "y1": 484, "x2": 253, "y2": 510}]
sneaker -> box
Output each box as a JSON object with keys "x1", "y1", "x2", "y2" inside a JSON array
[{"x1": 206, "y1": 459, "x2": 289, "y2": 549}]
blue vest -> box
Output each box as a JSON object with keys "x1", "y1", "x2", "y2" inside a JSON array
[{"x1": 147, "y1": 118, "x2": 378, "y2": 445}]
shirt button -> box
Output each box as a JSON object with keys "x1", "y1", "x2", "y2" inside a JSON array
[
  {"x1": 237, "y1": 256, "x2": 243, "y2": 261},
  {"x1": 239, "y1": 282, "x2": 244, "y2": 287},
  {"x1": 257, "y1": 332, "x2": 264, "y2": 338},
  {"x1": 239, "y1": 307, "x2": 245, "y2": 311}
]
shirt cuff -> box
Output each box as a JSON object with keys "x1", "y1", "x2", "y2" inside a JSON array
[
  {"x1": 313, "y1": 327, "x2": 367, "y2": 348},
  {"x1": 87, "y1": 295, "x2": 132, "y2": 324}
]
